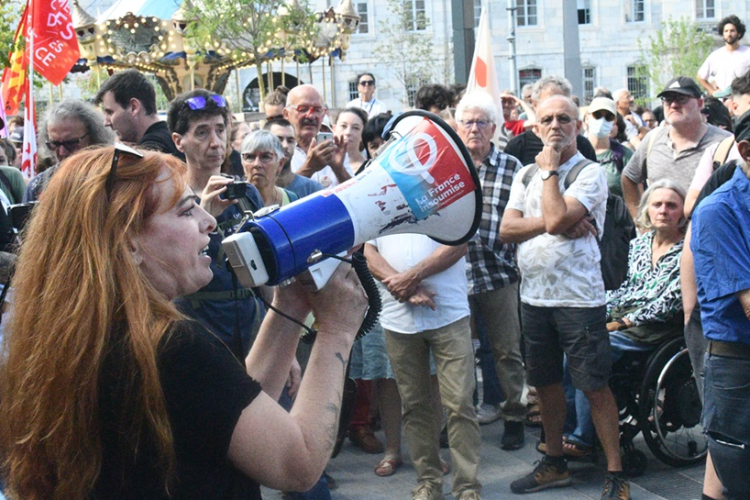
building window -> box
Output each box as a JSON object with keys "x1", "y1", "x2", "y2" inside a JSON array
[
  {"x1": 474, "y1": 0, "x2": 482, "y2": 28},
  {"x1": 696, "y1": 0, "x2": 715, "y2": 19},
  {"x1": 404, "y1": 0, "x2": 427, "y2": 31},
  {"x1": 517, "y1": 0, "x2": 537, "y2": 27},
  {"x1": 348, "y1": 80, "x2": 359, "y2": 102},
  {"x1": 582, "y1": 67, "x2": 596, "y2": 103},
  {"x1": 406, "y1": 76, "x2": 428, "y2": 107},
  {"x1": 357, "y1": 2, "x2": 369, "y2": 33},
  {"x1": 518, "y1": 68, "x2": 542, "y2": 89},
  {"x1": 625, "y1": 0, "x2": 644, "y2": 23},
  {"x1": 578, "y1": 0, "x2": 591, "y2": 24},
  {"x1": 627, "y1": 65, "x2": 649, "y2": 101}
]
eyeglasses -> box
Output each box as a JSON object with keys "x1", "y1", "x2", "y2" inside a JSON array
[
  {"x1": 287, "y1": 105, "x2": 327, "y2": 117},
  {"x1": 46, "y1": 133, "x2": 89, "y2": 151},
  {"x1": 458, "y1": 120, "x2": 490, "y2": 130},
  {"x1": 592, "y1": 110, "x2": 615, "y2": 122},
  {"x1": 661, "y1": 94, "x2": 692, "y2": 106},
  {"x1": 241, "y1": 152, "x2": 276, "y2": 164},
  {"x1": 185, "y1": 94, "x2": 227, "y2": 110},
  {"x1": 539, "y1": 114, "x2": 574, "y2": 126},
  {"x1": 359, "y1": 80, "x2": 375, "y2": 87},
  {"x1": 106, "y1": 143, "x2": 144, "y2": 201}
]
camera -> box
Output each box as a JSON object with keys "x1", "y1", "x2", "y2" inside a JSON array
[{"x1": 222, "y1": 181, "x2": 248, "y2": 200}]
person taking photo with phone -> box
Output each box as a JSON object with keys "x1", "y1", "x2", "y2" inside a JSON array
[{"x1": 283, "y1": 85, "x2": 349, "y2": 188}]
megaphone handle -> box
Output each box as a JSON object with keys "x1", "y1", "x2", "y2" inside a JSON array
[{"x1": 350, "y1": 252, "x2": 382, "y2": 340}]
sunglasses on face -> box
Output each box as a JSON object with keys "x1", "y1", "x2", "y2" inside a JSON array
[
  {"x1": 185, "y1": 94, "x2": 227, "y2": 110},
  {"x1": 359, "y1": 80, "x2": 375, "y2": 87},
  {"x1": 661, "y1": 94, "x2": 692, "y2": 106},
  {"x1": 592, "y1": 110, "x2": 615, "y2": 122},
  {"x1": 539, "y1": 114, "x2": 574, "y2": 125},
  {"x1": 46, "y1": 133, "x2": 89, "y2": 151},
  {"x1": 287, "y1": 105, "x2": 327, "y2": 117},
  {"x1": 106, "y1": 143, "x2": 145, "y2": 201}
]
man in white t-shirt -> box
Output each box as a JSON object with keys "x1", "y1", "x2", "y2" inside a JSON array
[
  {"x1": 500, "y1": 95, "x2": 629, "y2": 499},
  {"x1": 364, "y1": 236, "x2": 482, "y2": 500},
  {"x1": 283, "y1": 84, "x2": 349, "y2": 188},
  {"x1": 698, "y1": 15, "x2": 750, "y2": 96},
  {"x1": 346, "y1": 73, "x2": 388, "y2": 117}
]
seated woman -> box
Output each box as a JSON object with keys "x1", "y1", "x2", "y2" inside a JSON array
[
  {"x1": 561, "y1": 180, "x2": 687, "y2": 457},
  {"x1": 242, "y1": 130, "x2": 299, "y2": 207},
  {"x1": 0, "y1": 146, "x2": 367, "y2": 499}
]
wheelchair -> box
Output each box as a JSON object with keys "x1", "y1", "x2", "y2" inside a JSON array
[{"x1": 609, "y1": 335, "x2": 707, "y2": 476}]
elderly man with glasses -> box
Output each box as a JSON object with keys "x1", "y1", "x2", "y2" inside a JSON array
[
  {"x1": 621, "y1": 76, "x2": 732, "y2": 219},
  {"x1": 346, "y1": 73, "x2": 388, "y2": 117},
  {"x1": 454, "y1": 92, "x2": 527, "y2": 450},
  {"x1": 24, "y1": 99, "x2": 115, "y2": 202},
  {"x1": 283, "y1": 84, "x2": 349, "y2": 188}
]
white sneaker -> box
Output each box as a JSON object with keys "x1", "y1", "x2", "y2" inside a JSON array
[{"x1": 475, "y1": 403, "x2": 502, "y2": 425}]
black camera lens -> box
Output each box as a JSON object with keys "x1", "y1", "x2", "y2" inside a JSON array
[{"x1": 222, "y1": 181, "x2": 247, "y2": 200}]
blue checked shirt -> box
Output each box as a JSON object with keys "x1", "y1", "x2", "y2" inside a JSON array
[{"x1": 466, "y1": 145, "x2": 522, "y2": 295}]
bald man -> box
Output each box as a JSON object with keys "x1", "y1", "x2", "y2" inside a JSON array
[
  {"x1": 283, "y1": 85, "x2": 349, "y2": 188},
  {"x1": 501, "y1": 97, "x2": 629, "y2": 499}
]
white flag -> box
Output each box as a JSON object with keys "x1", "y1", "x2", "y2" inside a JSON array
[{"x1": 466, "y1": 8, "x2": 504, "y2": 126}]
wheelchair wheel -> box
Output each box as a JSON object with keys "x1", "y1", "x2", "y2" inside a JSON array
[{"x1": 637, "y1": 337, "x2": 708, "y2": 467}]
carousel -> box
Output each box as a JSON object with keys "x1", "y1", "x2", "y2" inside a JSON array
[{"x1": 70, "y1": 0, "x2": 360, "y2": 105}]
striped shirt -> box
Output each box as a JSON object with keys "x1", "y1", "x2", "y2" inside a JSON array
[{"x1": 466, "y1": 145, "x2": 523, "y2": 294}]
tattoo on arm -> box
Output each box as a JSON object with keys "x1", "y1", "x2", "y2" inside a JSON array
[{"x1": 324, "y1": 352, "x2": 348, "y2": 451}]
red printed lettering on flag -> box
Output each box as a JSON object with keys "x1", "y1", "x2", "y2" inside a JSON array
[{"x1": 31, "y1": 0, "x2": 81, "y2": 86}]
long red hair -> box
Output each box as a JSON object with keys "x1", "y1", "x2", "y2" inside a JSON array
[{"x1": 0, "y1": 147, "x2": 188, "y2": 500}]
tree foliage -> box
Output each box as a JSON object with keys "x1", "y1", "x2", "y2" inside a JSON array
[
  {"x1": 637, "y1": 17, "x2": 715, "y2": 101},
  {"x1": 375, "y1": 0, "x2": 435, "y2": 107},
  {"x1": 0, "y1": 0, "x2": 24, "y2": 71},
  {"x1": 184, "y1": 0, "x2": 318, "y2": 100}
]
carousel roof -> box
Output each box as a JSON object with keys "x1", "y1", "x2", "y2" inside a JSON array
[{"x1": 97, "y1": 0, "x2": 183, "y2": 24}]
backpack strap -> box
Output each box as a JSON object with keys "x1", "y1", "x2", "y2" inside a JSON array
[
  {"x1": 712, "y1": 135, "x2": 736, "y2": 171},
  {"x1": 563, "y1": 159, "x2": 596, "y2": 189},
  {"x1": 521, "y1": 164, "x2": 539, "y2": 186}
]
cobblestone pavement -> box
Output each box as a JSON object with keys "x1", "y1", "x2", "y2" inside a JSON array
[{"x1": 264, "y1": 419, "x2": 704, "y2": 500}]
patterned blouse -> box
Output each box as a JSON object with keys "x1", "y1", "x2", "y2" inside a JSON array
[{"x1": 606, "y1": 231, "x2": 684, "y2": 326}]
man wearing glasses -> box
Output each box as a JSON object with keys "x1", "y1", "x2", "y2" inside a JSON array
[
  {"x1": 283, "y1": 84, "x2": 349, "y2": 188},
  {"x1": 24, "y1": 99, "x2": 115, "y2": 202},
  {"x1": 346, "y1": 73, "x2": 388, "y2": 117},
  {"x1": 621, "y1": 76, "x2": 731, "y2": 219},
  {"x1": 501, "y1": 95, "x2": 628, "y2": 499},
  {"x1": 454, "y1": 92, "x2": 527, "y2": 450}
]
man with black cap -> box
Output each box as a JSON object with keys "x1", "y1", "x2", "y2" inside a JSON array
[
  {"x1": 621, "y1": 76, "x2": 731, "y2": 218},
  {"x1": 690, "y1": 110, "x2": 750, "y2": 500}
]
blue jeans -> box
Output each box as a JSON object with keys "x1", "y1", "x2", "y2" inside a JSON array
[{"x1": 703, "y1": 352, "x2": 750, "y2": 500}]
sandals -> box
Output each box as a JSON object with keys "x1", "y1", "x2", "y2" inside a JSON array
[
  {"x1": 374, "y1": 456, "x2": 403, "y2": 477},
  {"x1": 536, "y1": 437, "x2": 594, "y2": 459}
]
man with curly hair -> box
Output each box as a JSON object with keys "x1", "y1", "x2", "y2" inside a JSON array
[{"x1": 698, "y1": 15, "x2": 750, "y2": 96}]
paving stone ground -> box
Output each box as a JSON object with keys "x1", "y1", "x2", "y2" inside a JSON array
[{"x1": 263, "y1": 418, "x2": 705, "y2": 500}]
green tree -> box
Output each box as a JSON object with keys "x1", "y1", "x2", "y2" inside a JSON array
[
  {"x1": 0, "y1": 0, "x2": 24, "y2": 71},
  {"x1": 637, "y1": 17, "x2": 715, "y2": 103},
  {"x1": 184, "y1": 0, "x2": 317, "y2": 101},
  {"x1": 375, "y1": 0, "x2": 435, "y2": 107}
]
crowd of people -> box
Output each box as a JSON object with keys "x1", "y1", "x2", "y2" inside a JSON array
[{"x1": 0, "y1": 11, "x2": 749, "y2": 500}]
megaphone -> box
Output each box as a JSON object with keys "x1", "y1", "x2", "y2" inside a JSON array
[{"x1": 222, "y1": 110, "x2": 482, "y2": 289}]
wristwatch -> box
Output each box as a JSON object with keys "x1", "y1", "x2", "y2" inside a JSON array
[{"x1": 541, "y1": 170, "x2": 559, "y2": 181}]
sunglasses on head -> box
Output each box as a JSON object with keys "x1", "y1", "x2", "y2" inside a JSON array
[
  {"x1": 185, "y1": 95, "x2": 227, "y2": 111},
  {"x1": 106, "y1": 143, "x2": 145, "y2": 201}
]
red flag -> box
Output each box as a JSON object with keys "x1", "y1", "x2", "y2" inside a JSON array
[
  {"x1": 30, "y1": 0, "x2": 81, "y2": 86},
  {"x1": 21, "y1": 79, "x2": 37, "y2": 178},
  {"x1": 1, "y1": 5, "x2": 30, "y2": 117}
]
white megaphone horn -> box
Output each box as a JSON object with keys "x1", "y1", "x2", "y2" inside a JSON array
[{"x1": 222, "y1": 110, "x2": 483, "y2": 289}]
